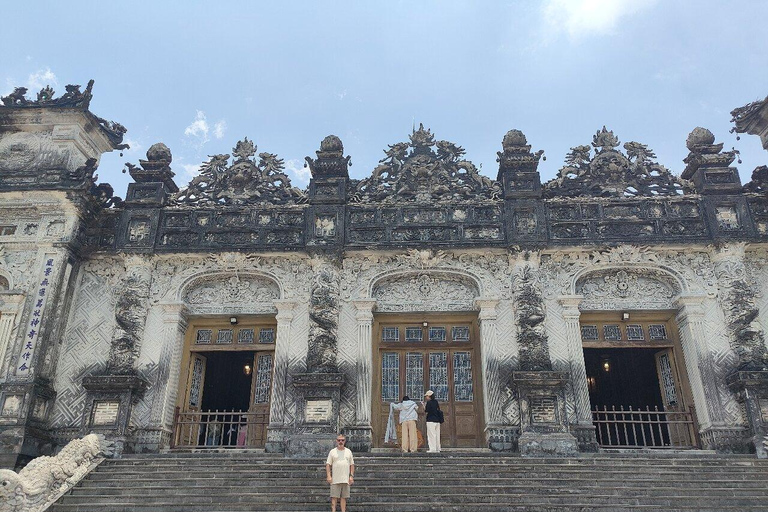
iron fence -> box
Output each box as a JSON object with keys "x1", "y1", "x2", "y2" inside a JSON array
[
  {"x1": 171, "y1": 408, "x2": 269, "y2": 449},
  {"x1": 591, "y1": 405, "x2": 699, "y2": 449}
]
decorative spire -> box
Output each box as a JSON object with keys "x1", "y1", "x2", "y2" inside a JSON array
[{"x1": 304, "y1": 135, "x2": 351, "y2": 179}]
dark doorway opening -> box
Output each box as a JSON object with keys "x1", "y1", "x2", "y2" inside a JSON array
[
  {"x1": 200, "y1": 351, "x2": 254, "y2": 412},
  {"x1": 584, "y1": 348, "x2": 663, "y2": 409},
  {"x1": 585, "y1": 347, "x2": 676, "y2": 447}
]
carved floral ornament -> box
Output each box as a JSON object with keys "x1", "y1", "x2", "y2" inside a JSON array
[
  {"x1": 181, "y1": 273, "x2": 281, "y2": 313},
  {"x1": 575, "y1": 268, "x2": 679, "y2": 311},
  {"x1": 538, "y1": 244, "x2": 714, "y2": 299},
  {"x1": 173, "y1": 137, "x2": 307, "y2": 206},
  {"x1": 340, "y1": 248, "x2": 510, "y2": 301},
  {"x1": 372, "y1": 270, "x2": 481, "y2": 313},
  {"x1": 543, "y1": 127, "x2": 693, "y2": 198},
  {"x1": 350, "y1": 124, "x2": 502, "y2": 204}
]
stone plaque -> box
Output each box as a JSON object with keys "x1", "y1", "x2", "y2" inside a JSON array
[
  {"x1": 306, "y1": 399, "x2": 332, "y2": 423},
  {"x1": 529, "y1": 396, "x2": 558, "y2": 424},
  {"x1": 1, "y1": 395, "x2": 22, "y2": 417},
  {"x1": 91, "y1": 401, "x2": 120, "y2": 426}
]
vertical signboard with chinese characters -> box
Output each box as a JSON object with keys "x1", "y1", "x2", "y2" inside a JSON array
[{"x1": 16, "y1": 255, "x2": 56, "y2": 377}]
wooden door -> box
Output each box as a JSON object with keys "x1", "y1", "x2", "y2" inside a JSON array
[
  {"x1": 374, "y1": 317, "x2": 483, "y2": 448},
  {"x1": 247, "y1": 352, "x2": 274, "y2": 447},
  {"x1": 179, "y1": 353, "x2": 206, "y2": 445},
  {"x1": 655, "y1": 348, "x2": 692, "y2": 446}
]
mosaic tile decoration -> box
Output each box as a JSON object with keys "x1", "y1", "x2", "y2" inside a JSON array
[
  {"x1": 238, "y1": 328, "x2": 254, "y2": 344},
  {"x1": 451, "y1": 326, "x2": 470, "y2": 342},
  {"x1": 626, "y1": 324, "x2": 644, "y2": 341},
  {"x1": 258, "y1": 328, "x2": 275, "y2": 344},
  {"x1": 405, "y1": 327, "x2": 423, "y2": 342},
  {"x1": 382, "y1": 327, "x2": 399, "y2": 343},
  {"x1": 580, "y1": 325, "x2": 599, "y2": 341},
  {"x1": 649, "y1": 324, "x2": 668, "y2": 340}
]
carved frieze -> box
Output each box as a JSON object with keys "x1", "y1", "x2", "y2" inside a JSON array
[
  {"x1": 106, "y1": 259, "x2": 152, "y2": 375},
  {"x1": 372, "y1": 272, "x2": 478, "y2": 313},
  {"x1": 575, "y1": 269, "x2": 677, "y2": 311},
  {"x1": 513, "y1": 266, "x2": 553, "y2": 371},
  {"x1": 182, "y1": 274, "x2": 280, "y2": 314},
  {"x1": 713, "y1": 244, "x2": 768, "y2": 372},
  {"x1": 307, "y1": 259, "x2": 341, "y2": 373},
  {"x1": 173, "y1": 137, "x2": 307, "y2": 206},
  {"x1": 543, "y1": 127, "x2": 692, "y2": 198},
  {"x1": 350, "y1": 124, "x2": 502, "y2": 205}
]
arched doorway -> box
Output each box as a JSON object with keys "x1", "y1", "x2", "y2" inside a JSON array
[
  {"x1": 171, "y1": 272, "x2": 282, "y2": 449},
  {"x1": 368, "y1": 271, "x2": 486, "y2": 449},
  {"x1": 575, "y1": 269, "x2": 700, "y2": 449}
]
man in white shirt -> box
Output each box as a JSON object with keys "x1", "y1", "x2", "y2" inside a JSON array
[{"x1": 325, "y1": 434, "x2": 355, "y2": 512}]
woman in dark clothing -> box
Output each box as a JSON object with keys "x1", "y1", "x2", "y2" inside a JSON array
[{"x1": 423, "y1": 390, "x2": 441, "y2": 453}]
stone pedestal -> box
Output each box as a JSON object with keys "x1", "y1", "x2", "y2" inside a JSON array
[
  {"x1": 283, "y1": 372, "x2": 345, "y2": 458},
  {"x1": 81, "y1": 374, "x2": 147, "y2": 456},
  {"x1": 512, "y1": 371, "x2": 578, "y2": 457},
  {"x1": 726, "y1": 371, "x2": 768, "y2": 458}
]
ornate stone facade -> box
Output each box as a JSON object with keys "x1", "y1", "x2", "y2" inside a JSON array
[{"x1": 1, "y1": 81, "x2": 768, "y2": 465}]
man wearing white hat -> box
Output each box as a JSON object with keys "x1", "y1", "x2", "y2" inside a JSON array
[{"x1": 424, "y1": 390, "x2": 442, "y2": 453}]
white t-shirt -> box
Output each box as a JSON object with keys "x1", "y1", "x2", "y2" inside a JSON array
[{"x1": 326, "y1": 447, "x2": 355, "y2": 484}]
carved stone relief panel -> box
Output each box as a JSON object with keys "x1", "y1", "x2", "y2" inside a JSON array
[
  {"x1": 182, "y1": 274, "x2": 280, "y2": 315},
  {"x1": 373, "y1": 272, "x2": 479, "y2": 313},
  {"x1": 576, "y1": 269, "x2": 678, "y2": 311}
]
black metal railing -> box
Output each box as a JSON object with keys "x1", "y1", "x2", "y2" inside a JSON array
[
  {"x1": 592, "y1": 405, "x2": 699, "y2": 449},
  {"x1": 171, "y1": 408, "x2": 269, "y2": 449}
]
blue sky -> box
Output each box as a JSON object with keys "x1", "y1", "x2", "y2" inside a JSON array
[{"x1": 2, "y1": 1, "x2": 767, "y2": 197}]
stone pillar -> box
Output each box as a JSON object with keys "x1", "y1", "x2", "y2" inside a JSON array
[
  {"x1": 142, "y1": 302, "x2": 188, "y2": 452},
  {"x1": 558, "y1": 295, "x2": 598, "y2": 451},
  {"x1": 476, "y1": 298, "x2": 502, "y2": 426},
  {"x1": 265, "y1": 299, "x2": 296, "y2": 453},
  {"x1": 674, "y1": 296, "x2": 740, "y2": 451},
  {"x1": 345, "y1": 299, "x2": 376, "y2": 452},
  {"x1": 0, "y1": 294, "x2": 24, "y2": 376},
  {"x1": 727, "y1": 371, "x2": 768, "y2": 458}
]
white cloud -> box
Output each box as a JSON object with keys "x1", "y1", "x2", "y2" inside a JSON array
[
  {"x1": 284, "y1": 159, "x2": 311, "y2": 187},
  {"x1": 542, "y1": 0, "x2": 658, "y2": 38},
  {"x1": 122, "y1": 136, "x2": 142, "y2": 154},
  {"x1": 180, "y1": 163, "x2": 202, "y2": 180},
  {"x1": 184, "y1": 110, "x2": 210, "y2": 145},
  {"x1": 214, "y1": 120, "x2": 227, "y2": 139},
  {"x1": 27, "y1": 67, "x2": 58, "y2": 91}
]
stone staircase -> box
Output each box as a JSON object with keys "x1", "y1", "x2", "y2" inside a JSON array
[{"x1": 49, "y1": 451, "x2": 768, "y2": 512}]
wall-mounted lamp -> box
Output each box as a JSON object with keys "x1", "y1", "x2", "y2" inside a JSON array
[
  {"x1": 243, "y1": 364, "x2": 252, "y2": 376},
  {"x1": 602, "y1": 359, "x2": 611, "y2": 372},
  {"x1": 422, "y1": 321, "x2": 429, "y2": 327},
  {"x1": 622, "y1": 312, "x2": 630, "y2": 321},
  {"x1": 230, "y1": 316, "x2": 238, "y2": 325}
]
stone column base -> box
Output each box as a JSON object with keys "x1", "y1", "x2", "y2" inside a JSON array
[
  {"x1": 486, "y1": 426, "x2": 519, "y2": 452},
  {"x1": 726, "y1": 370, "x2": 768, "y2": 458},
  {"x1": 573, "y1": 423, "x2": 599, "y2": 452},
  {"x1": 512, "y1": 370, "x2": 576, "y2": 457},
  {"x1": 699, "y1": 425, "x2": 752, "y2": 454},
  {"x1": 265, "y1": 425, "x2": 291, "y2": 453},
  {"x1": 519, "y1": 431, "x2": 578, "y2": 457},
  {"x1": 342, "y1": 426, "x2": 372, "y2": 452},
  {"x1": 284, "y1": 432, "x2": 337, "y2": 459},
  {"x1": 81, "y1": 374, "x2": 147, "y2": 456}
]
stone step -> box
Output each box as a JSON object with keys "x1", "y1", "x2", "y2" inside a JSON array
[
  {"x1": 66, "y1": 485, "x2": 768, "y2": 498},
  {"x1": 51, "y1": 452, "x2": 768, "y2": 512}
]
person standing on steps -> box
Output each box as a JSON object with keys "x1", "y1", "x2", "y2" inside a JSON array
[
  {"x1": 424, "y1": 390, "x2": 442, "y2": 453},
  {"x1": 391, "y1": 395, "x2": 419, "y2": 453},
  {"x1": 326, "y1": 434, "x2": 355, "y2": 512}
]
